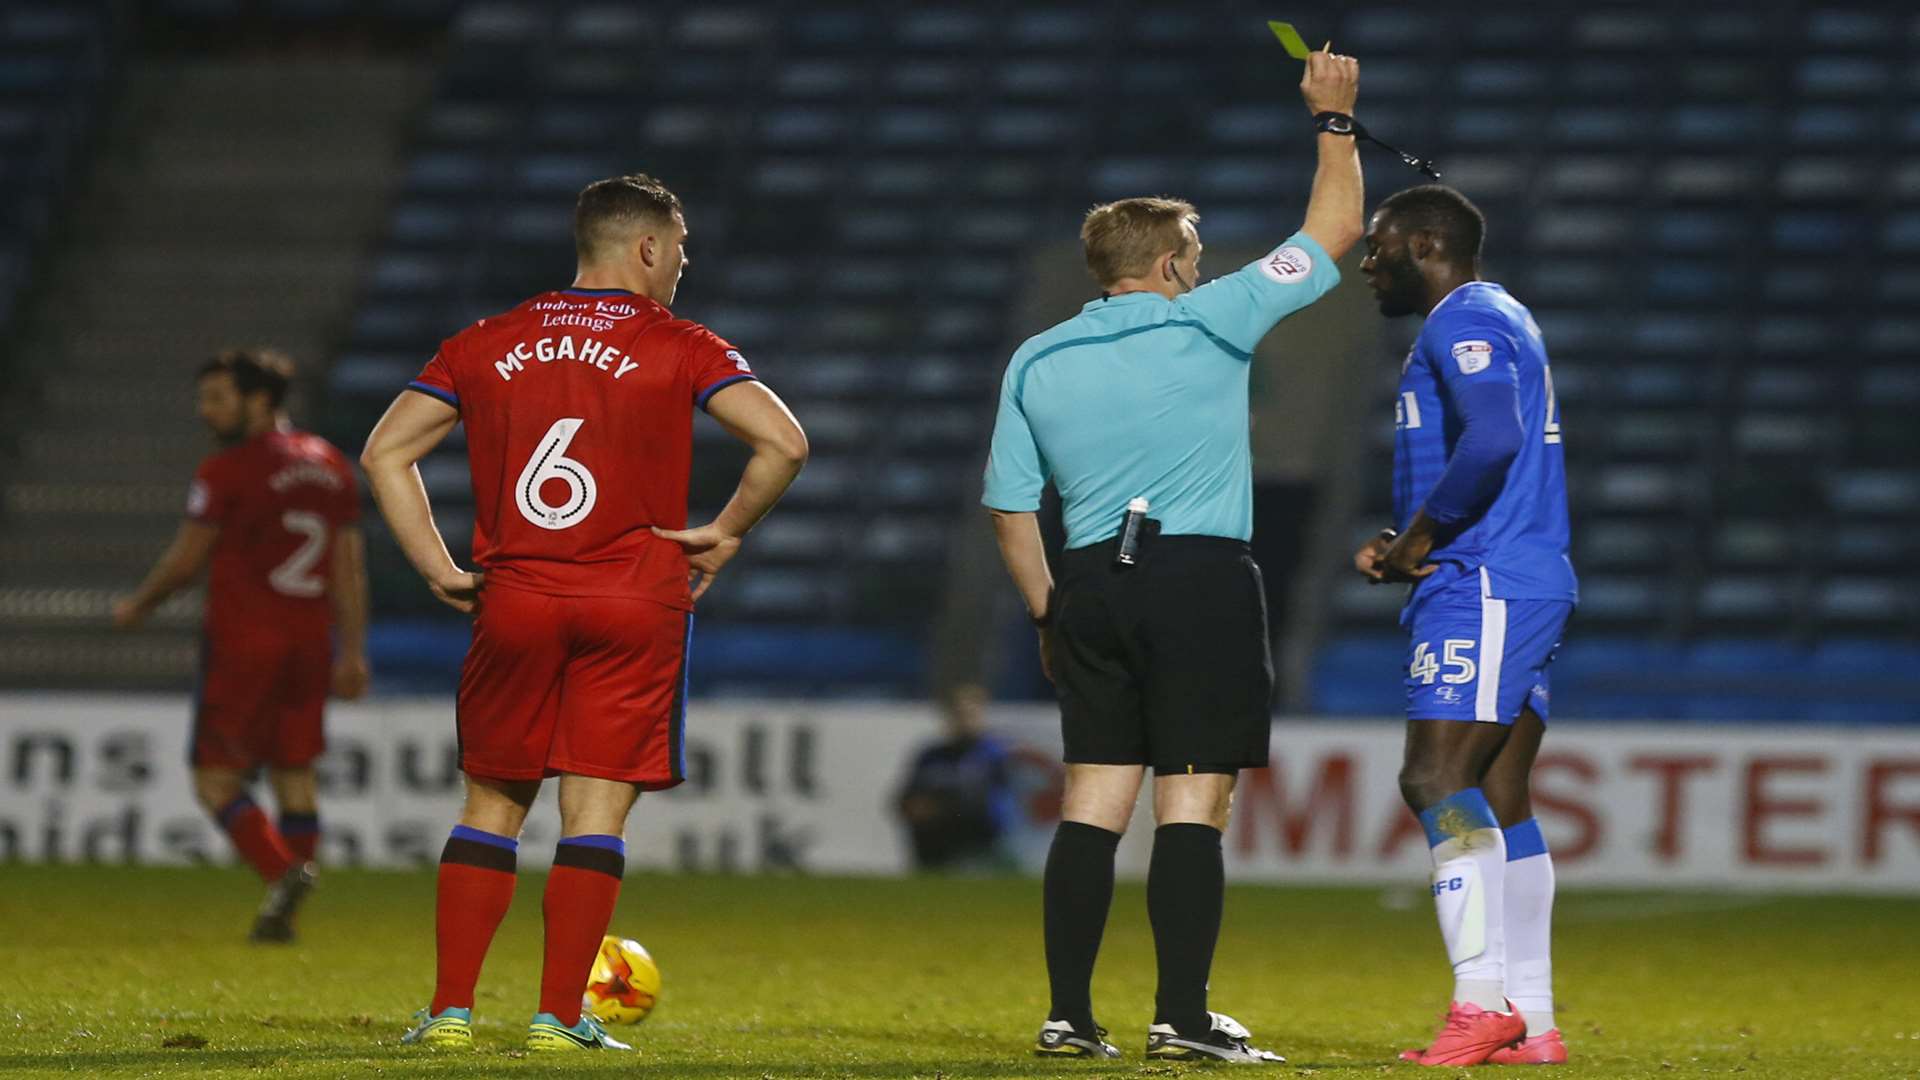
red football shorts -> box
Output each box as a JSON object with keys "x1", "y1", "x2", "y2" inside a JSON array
[
  {"x1": 192, "y1": 630, "x2": 331, "y2": 770},
  {"x1": 456, "y1": 583, "x2": 691, "y2": 789}
]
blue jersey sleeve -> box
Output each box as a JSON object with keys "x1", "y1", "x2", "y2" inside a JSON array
[
  {"x1": 1175, "y1": 230, "x2": 1342, "y2": 356},
  {"x1": 981, "y1": 352, "x2": 1048, "y2": 512},
  {"x1": 1421, "y1": 308, "x2": 1526, "y2": 524}
]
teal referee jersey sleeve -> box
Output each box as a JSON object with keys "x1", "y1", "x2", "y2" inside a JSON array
[
  {"x1": 983, "y1": 371, "x2": 1046, "y2": 512},
  {"x1": 1178, "y1": 231, "x2": 1341, "y2": 355}
]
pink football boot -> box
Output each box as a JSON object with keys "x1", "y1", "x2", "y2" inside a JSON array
[
  {"x1": 1411, "y1": 1001, "x2": 1527, "y2": 1066},
  {"x1": 1487, "y1": 1029, "x2": 1569, "y2": 1065}
]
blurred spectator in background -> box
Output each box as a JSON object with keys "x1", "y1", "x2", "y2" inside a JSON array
[{"x1": 896, "y1": 684, "x2": 1018, "y2": 873}]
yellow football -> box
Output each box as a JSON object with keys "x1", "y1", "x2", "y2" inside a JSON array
[{"x1": 583, "y1": 935, "x2": 661, "y2": 1025}]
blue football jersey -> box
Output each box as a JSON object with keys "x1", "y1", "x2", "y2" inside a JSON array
[{"x1": 1392, "y1": 282, "x2": 1578, "y2": 604}]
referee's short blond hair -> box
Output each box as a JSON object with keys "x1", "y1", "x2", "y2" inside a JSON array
[{"x1": 1081, "y1": 197, "x2": 1200, "y2": 287}]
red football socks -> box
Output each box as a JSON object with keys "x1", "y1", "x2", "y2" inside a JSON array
[
  {"x1": 280, "y1": 811, "x2": 320, "y2": 864},
  {"x1": 430, "y1": 826, "x2": 520, "y2": 1015},
  {"x1": 215, "y1": 795, "x2": 294, "y2": 883},
  {"x1": 538, "y1": 835, "x2": 626, "y2": 1026}
]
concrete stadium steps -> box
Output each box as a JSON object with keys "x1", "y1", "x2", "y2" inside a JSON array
[
  {"x1": 0, "y1": 532, "x2": 184, "y2": 581},
  {"x1": 0, "y1": 626, "x2": 201, "y2": 687},
  {"x1": 0, "y1": 51, "x2": 430, "y2": 689}
]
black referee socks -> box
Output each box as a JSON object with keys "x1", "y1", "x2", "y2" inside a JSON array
[
  {"x1": 1043, "y1": 820, "x2": 1122, "y2": 1032},
  {"x1": 1149, "y1": 822, "x2": 1225, "y2": 1037}
]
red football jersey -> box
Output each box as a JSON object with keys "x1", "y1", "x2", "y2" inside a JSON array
[
  {"x1": 408, "y1": 287, "x2": 757, "y2": 609},
  {"x1": 188, "y1": 426, "x2": 360, "y2": 641}
]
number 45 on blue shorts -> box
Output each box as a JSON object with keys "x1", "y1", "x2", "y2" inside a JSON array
[{"x1": 1404, "y1": 568, "x2": 1573, "y2": 725}]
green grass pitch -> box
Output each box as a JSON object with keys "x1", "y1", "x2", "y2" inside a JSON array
[{"x1": 2, "y1": 866, "x2": 1917, "y2": 1078}]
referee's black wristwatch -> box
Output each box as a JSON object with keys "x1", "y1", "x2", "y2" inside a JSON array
[{"x1": 1313, "y1": 111, "x2": 1358, "y2": 136}]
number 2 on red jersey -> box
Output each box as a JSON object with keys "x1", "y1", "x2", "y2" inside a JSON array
[
  {"x1": 270, "y1": 510, "x2": 329, "y2": 597},
  {"x1": 516, "y1": 418, "x2": 599, "y2": 530}
]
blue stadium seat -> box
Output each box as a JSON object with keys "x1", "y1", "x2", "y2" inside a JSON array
[
  {"x1": 1672, "y1": 104, "x2": 1769, "y2": 146},
  {"x1": 1006, "y1": 10, "x2": 1082, "y2": 48},
  {"x1": 895, "y1": 9, "x2": 986, "y2": 48},
  {"x1": 749, "y1": 159, "x2": 832, "y2": 197},
  {"x1": 789, "y1": 9, "x2": 868, "y2": 47},
  {"x1": 1544, "y1": 157, "x2": 1640, "y2": 198},
  {"x1": 674, "y1": 9, "x2": 767, "y2": 48},
  {"x1": 873, "y1": 107, "x2": 960, "y2": 148},
  {"x1": 558, "y1": 6, "x2": 651, "y2": 43},
  {"x1": 1573, "y1": 11, "x2": 1666, "y2": 48},
  {"x1": 775, "y1": 61, "x2": 859, "y2": 100},
  {"x1": 1779, "y1": 158, "x2": 1870, "y2": 200},
  {"x1": 451, "y1": 3, "x2": 543, "y2": 43},
  {"x1": 1805, "y1": 9, "x2": 1893, "y2": 47},
  {"x1": 1828, "y1": 470, "x2": 1920, "y2": 516},
  {"x1": 1452, "y1": 108, "x2": 1532, "y2": 145},
  {"x1": 1652, "y1": 209, "x2": 1743, "y2": 252},
  {"x1": 1797, "y1": 57, "x2": 1890, "y2": 97},
  {"x1": 980, "y1": 108, "x2": 1073, "y2": 148},
  {"x1": 1710, "y1": 520, "x2": 1794, "y2": 569},
  {"x1": 1341, "y1": 9, "x2": 1439, "y2": 51},
  {"x1": 1688, "y1": 11, "x2": 1765, "y2": 47},
  {"x1": 1657, "y1": 159, "x2": 1757, "y2": 201},
  {"x1": 1457, "y1": 60, "x2": 1547, "y2": 98}
]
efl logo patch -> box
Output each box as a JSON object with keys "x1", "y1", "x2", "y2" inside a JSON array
[
  {"x1": 1451, "y1": 339, "x2": 1493, "y2": 375},
  {"x1": 186, "y1": 480, "x2": 209, "y2": 518},
  {"x1": 1259, "y1": 245, "x2": 1313, "y2": 284},
  {"x1": 725, "y1": 349, "x2": 751, "y2": 372}
]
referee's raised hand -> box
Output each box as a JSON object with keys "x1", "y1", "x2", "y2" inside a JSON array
[{"x1": 1300, "y1": 42, "x2": 1359, "y2": 116}]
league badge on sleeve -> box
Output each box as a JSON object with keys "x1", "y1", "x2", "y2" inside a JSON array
[
  {"x1": 1260, "y1": 245, "x2": 1314, "y2": 285},
  {"x1": 725, "y1": 349, "x2": 751, "y2": 372},
  {"x1": 1451, "y1": 340, "x2": 1493, "y2": 375}
]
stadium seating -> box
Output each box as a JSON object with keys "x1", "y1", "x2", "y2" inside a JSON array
[
  {"x1": 5, "y1": 1, "x2": 1904, "y2": 712},
  {"x1": 309, "y1": 2, "x2": 1919, "y2": 712},
  {"x1": 0, "y1": 3, "x2": 121, "y2": 341}
]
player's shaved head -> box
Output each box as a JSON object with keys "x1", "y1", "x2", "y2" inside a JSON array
[
  {"x1": 1376, "y1": 185, "x2": 1485, "y2": 265},
  {"x1": 1363, "y1": 185, "x2": 1488, "y2": 318},
  {"x1": 575, "y1": 173, "x2": 684, "y2": 263},
  {"x1": 1082, "y1": 197, "x2": 1200, "y2": 288}
]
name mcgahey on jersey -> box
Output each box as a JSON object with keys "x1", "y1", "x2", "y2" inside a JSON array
[{"x1": 492, "y1": 335, "x2": 641, "y2": 383}]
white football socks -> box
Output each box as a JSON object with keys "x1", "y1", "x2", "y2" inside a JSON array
[
  {"x1": 1419, "y1": 789, "x2": 1509, "y2": 1014},
  {"x1": 1503, "y1": 818, "x2": 1557, "y2": 1037}
]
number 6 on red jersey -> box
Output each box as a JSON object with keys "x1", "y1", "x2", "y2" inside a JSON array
[{"x1": 516, "y1": 417, "x2": 597, "y2": 530}]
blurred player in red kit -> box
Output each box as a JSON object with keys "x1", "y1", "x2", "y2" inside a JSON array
[
  {"x1": 114, "y1": 348, "x2": 370, "y2": 942},
  {"x1": 362, "y1": 174, "x2": 807, "y2": 1052}
]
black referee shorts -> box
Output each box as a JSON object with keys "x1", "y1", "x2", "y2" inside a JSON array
[{"x1": 1048, "y1": 531, "x2": 1274, "y2": 775}]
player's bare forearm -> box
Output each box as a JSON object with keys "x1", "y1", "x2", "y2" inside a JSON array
[
  {"x1": 703, "y1": 381, "x2": 809, "y2": 539},
  {"x1": 328, "y1": 525, "x2": 370, "y2": 655},
  {"x1": 989, "y1": 509, "x2": 1053, "y2": 620},
  {"x1": 361, "y1": 392, "x2": 465, "y2": 584},
  {"x1": 366, "y1": 461, "x2": 465, "y2": 587},
  {"x1": 1300, "y1": 133, "x2": 1364, "y2": 260},
  {"x1": 654, "y1": 381, "x2": 806, "y2": 601},
  {"x1": 1298, "y1": 47, "x2": 1364, "y2": 259},
  {"x1": 714, "y1": 444, "x2": 806, "y2": 539},
  {"x1": 115, "y1": 521, "x2": 218, "y2": 627},
  {"x1": 326, "y1": 525, "x2": 373, "y2": 697}
]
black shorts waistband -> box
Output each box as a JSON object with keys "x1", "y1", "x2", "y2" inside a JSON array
[{"x1": 1060, "y1": 532, "x2": 1251, "y2": 572}]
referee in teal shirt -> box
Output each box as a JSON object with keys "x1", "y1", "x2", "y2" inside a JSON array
[{"x1": 987, "y1": 49, "x2": 1364, "y2": 1064}]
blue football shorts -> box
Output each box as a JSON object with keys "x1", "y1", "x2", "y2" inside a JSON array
[{"x1": 1402, "y1": 567, "x2": 1572, "y2": 725}]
